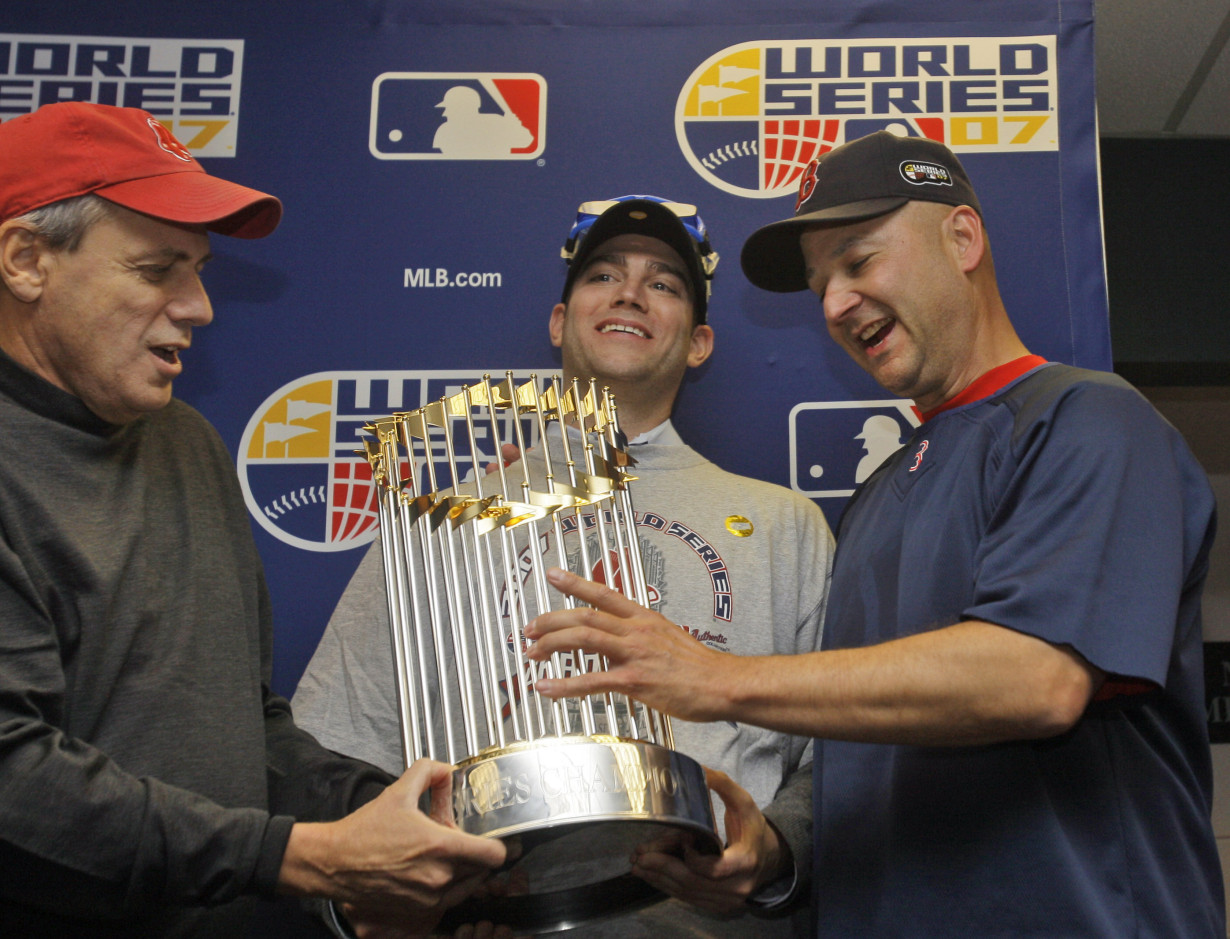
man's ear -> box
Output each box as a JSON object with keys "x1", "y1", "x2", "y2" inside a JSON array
[
  {"x1": 946, "y1": 205, "x2": 986, "y2": 274},
  {"x1": 687, "y1": 323, "x2": 714, "y2": 368},
  {"x1": 0, "y1": 222, "x2": 49, "y2": 303},
  {"x1": 548, "y1": 302, "x2": 566, "y2": 348}
]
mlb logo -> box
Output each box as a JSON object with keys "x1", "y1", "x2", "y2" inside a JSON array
[
  {"x1": 369, "y1": 72, "x2": 546, "y2": 160},
  {"x1": 789, "y1": 400, "x2": 921, "y2": 499}
]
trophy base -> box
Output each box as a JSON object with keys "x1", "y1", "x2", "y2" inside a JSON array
[{"x1": 437, "y1": 735, "x2": 719, "y2": 935}]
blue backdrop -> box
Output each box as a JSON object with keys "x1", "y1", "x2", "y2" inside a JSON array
[{"x1": 2, "y1": 0, "x2": 1105, "y2": 697}]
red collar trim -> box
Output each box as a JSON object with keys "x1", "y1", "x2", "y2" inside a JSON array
[{"x1": 914, "y1": 355, "x2": 1048, "y2": 423}]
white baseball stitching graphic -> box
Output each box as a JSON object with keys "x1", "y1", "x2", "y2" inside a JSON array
[
  {"x1": 700, "y1": 139, "x2": 757, "y2": 170},
  {"x1": 262, "y1": 485, "x2": 328, "y2": 521}
]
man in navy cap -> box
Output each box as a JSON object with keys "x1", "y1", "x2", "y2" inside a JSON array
[{"x1": 526, "y1": 132, "x2": 1225, "y2": 937}]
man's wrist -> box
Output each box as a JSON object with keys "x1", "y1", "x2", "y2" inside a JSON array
[
  {"x1": 747, "y1": 819, "x2": 798, "y2": 912},
  {"x1": 277, "y1": 821, "x2": 336, "y2": 898}
]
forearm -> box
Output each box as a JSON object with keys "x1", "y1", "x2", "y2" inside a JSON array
[
  {"x1": 528, "y1": 571, "x2": 1103, "y2": 747},
  {"x1": 265, "y1": 688, "x2": 394, "y2": 821},
  {"x1": 714, "y1": 620, "x2": 1103, "y2": 746},
  {"x1": 0, "y1": 734, "x2": 278, "y2": 915}
]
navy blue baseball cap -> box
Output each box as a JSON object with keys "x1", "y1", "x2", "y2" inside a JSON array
[
  {"x1": 561, "y1": 195, "x2": 719, "y2": 323},
  {"x1": 740, "y1": 131, "x2": 981, "y2": 292}
]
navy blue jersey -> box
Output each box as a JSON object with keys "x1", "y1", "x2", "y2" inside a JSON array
[{"x1": 813, "y1": 363, "x2": 1223, "y2": 937}]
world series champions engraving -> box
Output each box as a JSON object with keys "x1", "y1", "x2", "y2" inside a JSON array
[{"x1": 362, "y1": 373, "x2": 719, "y2": 933}]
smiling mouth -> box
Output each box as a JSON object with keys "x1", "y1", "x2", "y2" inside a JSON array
[
  {"x1": 599, "y1": 323, "x2": 649, "y2": 339},
  {"x1": 858, "y1": 319, "x2": 893, "y2": 350}
]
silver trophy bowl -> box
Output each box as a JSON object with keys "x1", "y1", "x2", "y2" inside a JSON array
[{"x1": 441, "y1": 737, "x2": 718, "y2": 932}]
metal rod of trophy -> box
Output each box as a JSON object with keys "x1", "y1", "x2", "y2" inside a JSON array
[
  {"x1": 365, "y1": 431, "x2": 422, "y2": 766},
  {"x1": 395, "y1": 415, "x2": 442, "y2": 762},
  {"x1": 416, "y1": 404, "x2": 482, "y2": 763},
  {"x1": 467, "y1": 379, "x2": 523, "y2": 746},
  {"x1": 457, "y1": 382, "x2": 509, "y2": 752},
  {"x1": 526, "y1": 373, "x2": 595, "y2": 736},
  {"x1": 580, "y1": 377, "x2": 644, "y2": 739},
  {"x1": 394, "y1": 411, "x2": 453, "y2": 763},
  {"x1": 601, "y1": 388, "x2": 676, "y2": 750},
  {"x1": 409, "y1": 416, "x2": 460, "y2": 761},
  {"x1": 480, "y1": 376, "x2": 547, "y2": 743},
  {"x1": 547, "y1": 375, "x2": 599, "y2": 737},
  {"x1": 587, "y1": 389, "x2": 654, "y2": 742},
  {"x1": 437, "y1": 389, "x2": 500, "y2": 752},
  {"x1": 562, "y1": 377, "x2": 624, "y2": 736},
  {"x1": 364, "y1": 417, "x2": 435, "y2": 763},
  {"x1": 585, "y1": 382, "x2": 638, "y2": 739},
  {"x1": 502, "y1": 375, "x2": 559, "y2": 741},
  {"x1": 504, "y1": 373, "x2": 571, "y2": 739}
]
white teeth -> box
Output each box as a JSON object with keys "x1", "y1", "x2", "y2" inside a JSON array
[
  {"x1": 600, "y1": 324, "x2": 648, "y2": 339},
  {"x1": 859, "y1": 321, "x2": 886, "y2": 342}
]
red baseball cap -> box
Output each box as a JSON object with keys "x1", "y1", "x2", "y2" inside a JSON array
[{"x1": 0, "y1": 101, "x2": 281, "y2": 238}]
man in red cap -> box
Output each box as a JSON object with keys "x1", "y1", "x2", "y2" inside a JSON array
[{"x1": 0, "y1": 102, "x2": 505, "y2": 938}]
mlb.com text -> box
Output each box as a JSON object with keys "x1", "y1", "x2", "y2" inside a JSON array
[{"x1": 404, "y1": 268, "x2": 503, "y2": 288}]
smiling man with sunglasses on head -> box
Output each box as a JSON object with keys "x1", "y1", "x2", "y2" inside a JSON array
[{"x1": 294, "y1": 194, "x2": 835, "y2": 936}]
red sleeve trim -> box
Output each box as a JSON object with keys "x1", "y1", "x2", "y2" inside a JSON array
[{"x1": 1092, "y1": 677, "x2": 1157, "y2": 701}]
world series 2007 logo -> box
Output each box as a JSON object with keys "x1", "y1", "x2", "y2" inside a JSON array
[
  {"x1": 1, "y1": 33, "x2": 245, "y2": 157},
  {"x1": 238, "y1": 369, "x2": 552, "y2": 552},
  {"x1": 676, "y1": 36, "x2": 1058, "y2": 198}
]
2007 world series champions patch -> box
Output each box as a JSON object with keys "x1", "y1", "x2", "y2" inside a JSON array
[{"x1": 900, "y1": 160, "x2": 953, "y2": 186}]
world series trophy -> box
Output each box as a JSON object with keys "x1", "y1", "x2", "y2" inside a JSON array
[{"x1": 361, "y1": 372, "x2": 719, "y2": 934}]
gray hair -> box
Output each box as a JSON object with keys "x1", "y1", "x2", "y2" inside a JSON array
[{"x1": 15, "y1": 194, "x2": 118, "y2": 252}]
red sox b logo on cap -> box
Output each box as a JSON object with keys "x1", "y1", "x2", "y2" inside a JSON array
[
  {"x1": 794, "y1": 158, "x2": 821, "y2": 211},
  {"x1": 146, "y1": 117, "x2": 193, "y2": 162}
]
